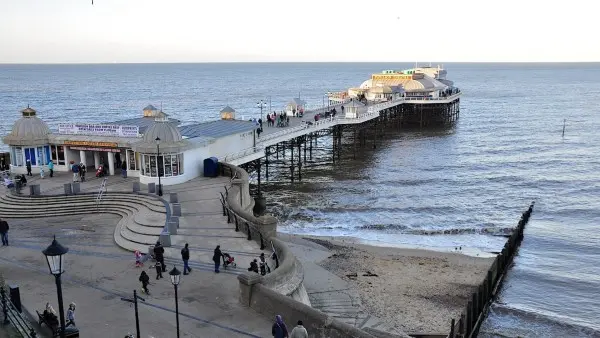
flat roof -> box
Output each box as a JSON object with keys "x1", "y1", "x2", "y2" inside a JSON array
[
  {"x1": 105, "y1": 117, "x2": 181, "y2": 134},
  {"x1": 179, "y1": 120, "x2": 256, "y2": 139}
]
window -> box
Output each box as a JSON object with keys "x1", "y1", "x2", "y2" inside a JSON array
[
  {"x1": 141, "y1": 153, "x2": 183, "y2": 177},
  {"x1": 51, "y1": 145, "x2": 66, "y2": 165},
  {"x1": 24, "y1": 148, "x2": 36, "y2": 166},
  {"x1": 127, "y1": 149, "x2": 137, "y2": 170}
]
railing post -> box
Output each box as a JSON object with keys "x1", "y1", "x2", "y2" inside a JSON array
[
  {"x1": 458, "y1": 313, "x2": 465, "y2": 337},
  {"x1": 246, "y1": 222, "x2": 252, "y2": 240},
  {"x1": 226, "y1": 209, "x2": 231, "y2": 223},
  {"x1": 1, "y1": 287, "x2": 9, "y2": 325},
  {"x1": 465, "y1": 301, "x2": 472, "y2": 337},
  {"x1": 234, "y1": 215, "x2": 239, "y2": 232},
  {"x1": 260, "y1": 233, "x2": 265, "y2": 250},
  {"x1": 449, "y1": 318, "x2": 455, "y2": 338}
]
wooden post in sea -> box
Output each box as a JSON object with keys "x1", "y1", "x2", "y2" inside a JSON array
[{"x1": 562, "y1": 119, "x2": 566, "y2": 137}]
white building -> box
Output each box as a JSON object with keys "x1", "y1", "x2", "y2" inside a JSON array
[{"x1": 2, "y1": 105, "x2": 258, "y2": 185}]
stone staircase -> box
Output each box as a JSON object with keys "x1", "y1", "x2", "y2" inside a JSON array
[{"x1": 0, "y1": 192, "x2": 167, "y2": 253}]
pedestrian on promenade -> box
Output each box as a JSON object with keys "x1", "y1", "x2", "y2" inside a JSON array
[
  {"x1": 0, "y1": 218, "x2": 9, "y2": 246},
  {"x1": 26, "y1": 160, "x2": 32, "y2": 176},
  {"x1": 272, "y1": 315, "x2": 289, "y2": 338},
  {"x1": 153, "y1": 241, "x2": 166, "y2": 272},
  {"x1": 139, "y1": 271, "x2": 150, "y2": 294},
  {"x1": 155, "y1": 261, "x2": 163, "y2": 280},
  {"x1": 79, "y1": 162, "x2": 86, "y2": 182},
  {"x1": 48, "y1": 160, "x2": 54, "y2": 178},
  {"x1": 66, "y1": 302, "x2": 76, "y2": 327},
  {"x1": 213, "y1": 245, "x2": 223, "y2": 273},
  {"x1": 181, "y1": 243, "x2": 192, "y2": 275},
  {"x1": 40, "y1": 167, "x2": 45, "y2": 179},
  {"x1": 134, "y1": 250, "x2": 143, "y2": 267},
  {"x1": 121, "y1": 161, "x2": 127, "y2": 178},
  {"x1": 290, "y1": 320, "x2": 308, "y2": 338},
  {"x1": 71, "y1": 161, "x2": 79, "y2": 182}
]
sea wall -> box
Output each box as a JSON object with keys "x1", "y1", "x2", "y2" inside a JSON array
[{"x1": 218, "y1": 162, "x2": 375, "y2": 337}]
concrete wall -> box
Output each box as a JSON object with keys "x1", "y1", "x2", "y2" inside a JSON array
[
  {"x1": 209, "y1": 131, "x2": 255, "y2": 160},
  {"x1": 219, "y1": 162, "x2": 376, "y2": 338}
]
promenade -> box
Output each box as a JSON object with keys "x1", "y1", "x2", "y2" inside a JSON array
[{"x1": 0, "y1": 172, "x2": 274, "y2": 337}]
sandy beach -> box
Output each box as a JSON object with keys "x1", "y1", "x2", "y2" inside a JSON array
[{"x1": 302, "y1": 236, "x2": 493, "y2": 334}]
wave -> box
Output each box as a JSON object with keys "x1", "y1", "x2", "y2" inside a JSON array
[
  {"x1": 480, "y1": 303, "x2": 600, "y2": 337},
  {"x1": 357, "y1": 224, "x2": 514, "y2": 236}
]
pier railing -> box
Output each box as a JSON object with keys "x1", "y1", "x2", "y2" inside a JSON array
[{"x1": 446, "y1": 202, "x2": 535, "y2": 338}]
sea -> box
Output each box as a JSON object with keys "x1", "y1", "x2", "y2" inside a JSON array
[{"x1": 1, "y1": 63, "x2": 599, "y2": 337}]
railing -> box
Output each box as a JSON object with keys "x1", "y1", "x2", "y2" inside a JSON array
[
  {"x1": 95, "y1": 177, "x2": 107, "y2": 211},
  {"x1": 219, "y1": 191, "x2": 270, "y2": 254},
  {"x1": 404, "y1": 92, "x2": 462, "y2": 101},
  {"x1": 1, "y1": 287, "x2": 37, "y2": 338}
]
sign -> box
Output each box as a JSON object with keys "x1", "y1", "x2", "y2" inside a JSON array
[
  {"x1": 58, "y1": 123, "x2": 139, "y2": 138},
  {"x1": 64, "y1": 140, "x2": 118, "y2": 148},
  {"x1": 371, "y1": 74, "x2": 413, "y2": 81},
  {"x1": 70, "y1": 147, "x2": 120, "y2": 153}
]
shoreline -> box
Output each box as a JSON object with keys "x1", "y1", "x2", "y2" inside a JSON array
[{"x1": 291, "y1": 234, "x2": 493, "y2": 334}]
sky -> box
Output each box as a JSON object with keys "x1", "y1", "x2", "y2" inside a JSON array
[{"x1": 0, "y1": 0, "x2": 598, "y2": 63}]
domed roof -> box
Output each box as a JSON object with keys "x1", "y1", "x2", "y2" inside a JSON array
[
  {"x1": 359, "y1": 79, "x2": 373, "y2": 89},
  {"x1": 402, "y1": 75, "x2": 447, "y2": 92},
  {"x1": 132, "y1": 118, "x2": 189, "y2": 154},
  {"x1": 369, "y1": 86, "x2": 393, "y2": 94},
  {"x1": 2, "y1": 107, "x2": 51, "y2": 146}
]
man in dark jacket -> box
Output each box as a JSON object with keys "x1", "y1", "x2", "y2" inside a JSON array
[
  {"x1": 181, "y1": 243, "x2": 191, "y2": 275},
  {"x1": 26, "y1": 160, "x2": 32, "y2": 176},
  {"x1": 153, "y1": 241, "x2": 166, "y2": 272},
  {"x1": 0, "y1": 218, "x2": 8, "y2": 246},
  {"x1": 213, "y1": 245, "x2": 223, "y2": 273}
]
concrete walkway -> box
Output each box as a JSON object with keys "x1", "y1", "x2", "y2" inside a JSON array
[{"x1": 0, "y1": 173, "x2": 275, "y2": 337}]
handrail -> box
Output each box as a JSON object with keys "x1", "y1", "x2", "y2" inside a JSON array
[
  {"x1": 1, "y1": 286, "x2": 37, "y2": 338},
  {"x1": 219, "y1": 190, "x2": 270, "y2": 253},
  {"x1": 95, "y1": 177, "x2": 107, "y2": 212}
]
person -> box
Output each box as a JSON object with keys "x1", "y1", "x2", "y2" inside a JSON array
[
  {"x1": 26, "y1": 160, "x2": 32, "y2": 176},
  {"x1": 272, "y1": 315, "x2": 288, "y2": 338},
  {"x1": 48, "y1": 160, "x2": 54, "y2": 178},
  {"x1": 0, "y1": 218, "x2": 9, "y2": 246},
  {"x1": 248, "y1": 259, "x2": 259, "y2": 273},
  {"x1": 71, "y1": 161, "x2": 79, "y2": 182},
  {"x1": 19, "y1": 175, "x2": 27, "y2": 186},
  {"x1": 259, "y1": 253, "x2": 270, "y2": 276},
  {"x1": 121, "y1": 161, "x2": 127, "y2": 178},
  {"x1": 153, "y1": 241, "x2": 165, "y2": 272},
  {"x1": 79, "y1": 162, "x2": 86, "y2": 182},
  {"x1": 40, "y1": 167, "x2": 45, "y2": 179},
  {"x1": 290, "y1": 320, "x2": 308, "y2": 338},
  {"x1": 139, "y1": 271, "x2": 150, "y2": 294},
  {"x1": 135, "y1": 250, "x2": 143, "y2": 267},
  {"x1": 213, "y1": 245, "x2": 223, "y2": 273},
  {"x1": 155, "y1": 260, "x2": 163, "y2": 280},
  {"x1": 66, "y1": 302, "x2": 76, "y2": 327},
  {"x1": 181, "y1": 243, "x2": 192, "y2": 275},
  {"x1": 43, "y1": 303, "x2": 59, "y2": 327}
]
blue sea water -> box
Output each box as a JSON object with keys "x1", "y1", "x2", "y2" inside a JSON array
[{"x1": 1, "y1": 63, "x2": 599, "y2": 337}]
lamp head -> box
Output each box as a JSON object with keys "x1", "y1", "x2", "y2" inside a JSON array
[
  {"x1": 42, "y1": 235, "x2": 69, "y2": 275},
  {"x1": 169, "y1": 266, "x2": 181, "y2": 286}
]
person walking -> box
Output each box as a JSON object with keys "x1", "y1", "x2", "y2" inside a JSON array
[
  {"x1": 0, "y1": 218, "x2": 9, "y2": 246},
  {"x1": 155, "y1": 261, "x2": 163, "y2": 279},
  {"x1": 153, "y1": 241, "x2": 166, "y2": 272},
  {"x1": 181, "y1": 243, "x2": 192, "y2": 275},
  {"x1": 139, "y1": 271, "x2": 150, "y2": 294},
  {"x1": 48, "y1": 160, "x2": 54, "y2": 178},
  {"x1": 290, "y1": 320, "x2": 308, "y2": 338},
  {"x1": 26, "y1": 160, "x2": 32, "y2": 176},
  {"x1": 66, "y1": 302, "x2": 76, "y2": 327},
  {"x1": 71, "y1": 161, "x2": 79, "y2": 182},
  {"x1": 79, "y1": 162, "x2": 86, "y2": 182},
  {"x1": 272, "y1": 315, "x2": 289, "y2": 338},
  {"x1": 213, "y1": 245, "x2": 223, "y2": 273}
]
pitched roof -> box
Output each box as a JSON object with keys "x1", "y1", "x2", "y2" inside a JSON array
[
  {"x1": 178, "y1": 120, "x2": 256, "y2": 139},
  {"x1": 220, "y1": 106, "x2": 236, "y2": 113},
  {"x1": 143, "y1": 104, "x2": 158, "y2": 111}
]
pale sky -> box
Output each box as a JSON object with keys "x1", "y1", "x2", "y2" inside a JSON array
[{"x1": 1, "y1": 0, "x2": 598, "y2": 63}]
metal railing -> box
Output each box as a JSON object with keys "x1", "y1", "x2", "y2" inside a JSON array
[
  {"x1": 1, "y1": 287, "x2": 37, "y2": 338},
  {"x1": 403, "y1": 92, "x2": 462, "y2": 101},
  {"x1": 95, "y1": 177, "x2": 107, "y2": 211},
  {"x1": 219, "y1": 191, "x2": 267, "y2": 252}
]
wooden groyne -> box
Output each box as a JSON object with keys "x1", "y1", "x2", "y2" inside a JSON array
[{"x1": 447, "y1": 202, "x2": 535, "y2": 338}]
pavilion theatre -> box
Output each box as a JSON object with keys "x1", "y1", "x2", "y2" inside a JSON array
[{"x1": 2, "y1": 105, "x2": 257, "y2": 186}]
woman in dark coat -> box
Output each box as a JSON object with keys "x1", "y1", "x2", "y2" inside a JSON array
[
  {"x1": 213, "y1": 245, "x2": 223, "y2": 273},
  {"x1": 272, "y1": 315, "x2": 289, "y2": 338}
]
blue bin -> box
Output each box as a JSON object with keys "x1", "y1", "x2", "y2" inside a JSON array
[{"x1": 203, "y1": 157, "x2": 219, "y2": 177}]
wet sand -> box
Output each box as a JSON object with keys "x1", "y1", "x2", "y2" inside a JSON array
[{"x1": 303, "y1": 236, "x2": 493, "y2": 334}]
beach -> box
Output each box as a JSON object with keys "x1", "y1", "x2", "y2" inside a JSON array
[{"x1": 301, "y1": 236, "x2": 493, "y2": 334}]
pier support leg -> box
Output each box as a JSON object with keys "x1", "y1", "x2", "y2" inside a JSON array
[{"x1": 290, "y1": 141, "x2": 295, "y2": 182}]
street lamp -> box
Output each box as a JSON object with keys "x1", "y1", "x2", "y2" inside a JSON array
[
  {"x1": 155, "y1": 137, "x2": 163, "y2": 196},
  {"x1": 169, "y1": 266, "x2": 181, "y2": 338},
  {"x1": 42, "y1": 236, "x2": 69, "y2": 338},
  {"x1": 257, "y1": 100, "x2": 267, "y2": 121}
]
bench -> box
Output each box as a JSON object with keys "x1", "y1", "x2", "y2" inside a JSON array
[{"x1": 36, "y1": 310, "x2": 80, "y2": 338}]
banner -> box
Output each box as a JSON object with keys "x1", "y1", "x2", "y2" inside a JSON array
[
  {"x1": 58, "y1": 123, "x2": 139, "y2": 138},
  {"x1": 64, "y1": 140, "x2": 118, "y2": 148}
]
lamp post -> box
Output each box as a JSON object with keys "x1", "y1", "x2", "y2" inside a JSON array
[
  {"x1": 42, "y1": 236, "x2": 69, "y2": 338},
  {"x1": 155, "y1": 137, "x2": 162, "y2": 196},
  {"x1": 120, "y1": 290, "x2": 145, "y2": 338},
  {"x1": 257, "y1": 100, "x2": 267, "y2": 121},
  {"x1": 169, "y1": 267, "x2": 181, "y2": 338}
]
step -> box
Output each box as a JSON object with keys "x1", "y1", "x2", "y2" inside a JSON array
[
  {"x1": 1, "y1": 194, "x2": 166, "y2": 212},
  {"x1": 125, "y1": 220, "x2": 164, "y2": 236},
  {"x1": 120, "y1": 225, "x2": 160, "y2": 246},
  {"x1": 0, "y1": 199, "x2": 165, "y2": 216},
  {"x1": 133, "y1": 210, "x2": 167, "y2": 228},
  {"x1": 1, "y1": 192, "x2": 166, "y2": 207}
]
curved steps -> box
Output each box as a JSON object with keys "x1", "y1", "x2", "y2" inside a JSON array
[{"x1": 0, "y1": 192, "x2": 168, "y2": 252}]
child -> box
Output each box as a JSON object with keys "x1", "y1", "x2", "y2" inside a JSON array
[
  {"x1": 135, "y1": 250, "x2": 143, "y2": 267},
  {"x1": 40, "y1": 167, "x2": 45, "y2": 179},
  {"x1": 154, "y1": 261, "x2": 163, "y2": 279},
  {"x1": 139, "y1": 271, "x2": 150, "y2": 294}
]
